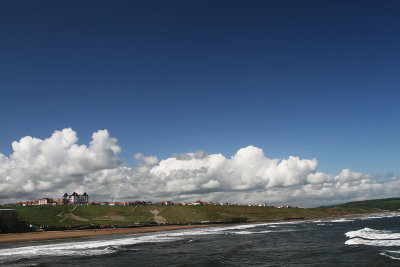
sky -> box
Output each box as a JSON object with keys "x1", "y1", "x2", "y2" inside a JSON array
[{"x1": 1, "y1": 1, "x2": 400, "y2": 207}]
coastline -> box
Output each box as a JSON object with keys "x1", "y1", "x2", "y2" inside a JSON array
[
  {"x1": 0, "y1": 212, "x2": 387, "y2": 244},
  {"x1": 0, "y1": 223, "x2": 245, "y2": 244}
]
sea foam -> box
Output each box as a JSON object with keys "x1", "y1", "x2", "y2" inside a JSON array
[
  {"x1": 0, "y1": 223, "x2": 276, "y2": 263},
  {"x1": 358, "y1": 212, "x2": 400, "y2": 220},
  {"x1": 345, "y1": 227, "x2": 400, "y2": 240},
  {"x1": 0, "y1": 233, "x2": 177, "y2": 262},
  {"x1": 345, "y1": 226, "x2": 400, "y2": 261},
  {"x1": 380, "y1": 250, "x2": 400, "y2": 261},
  {"x1": 345, "y1": 237, "x2": 400, "y2": 247}
]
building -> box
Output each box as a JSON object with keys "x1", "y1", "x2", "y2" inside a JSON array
[
  {"x1": 54, "y1": 198, "x2": 67, "y2": 205},
  {"x1": 38, "y1": 198, "x2": 54, "y2": 205},
  {"x1": 0, "y1": 209, "x2": 18, "y2": 228},
  {"x1": 63, "y1": 192, "x2": 89, "y2": 205}
]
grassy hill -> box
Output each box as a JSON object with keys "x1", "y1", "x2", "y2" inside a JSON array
[
  {"x1": 326, "y1": 197, "x2": 400, "y2": 212},
  {"x1": 3, "y1": 205, "x2": 331, "y2": 228},
  {"x1": 2, "y1": 197, "x2": 398, "y2": 230}
]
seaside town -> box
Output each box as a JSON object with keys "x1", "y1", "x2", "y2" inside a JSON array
[
  {"x1": 7, "y1": 192, "x2": 296, "y2": 209},
  {"x1": 0, "y1": 192, "x2": 297, "y2": 235}
]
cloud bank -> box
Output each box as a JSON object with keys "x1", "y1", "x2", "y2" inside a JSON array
[{"x1": 0, "y1": 128, "x2": 399, "y2": 207}]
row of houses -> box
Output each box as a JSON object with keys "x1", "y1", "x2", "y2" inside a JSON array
[
  {"x1": 86, "y1": 200, "x2": 270, "y2": 207},
  {"x1": 17, "y1": 192, "x2": 89, "y2": 206},
  {"x1": 11, "y1": 194, "x2": 297, "y2": 208},
  {"x1": 15, "y1": 199, "x2": 297, "y2": 208}
]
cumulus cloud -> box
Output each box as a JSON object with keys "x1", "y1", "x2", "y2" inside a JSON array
[
  {"x1": 0, "y1": 128, "x2": 122, "y2": 200},
  {"x1": 0, "y1": 128, "x2": 399, "y2": 207}
]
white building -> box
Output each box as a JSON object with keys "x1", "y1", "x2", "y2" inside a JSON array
[
  {"x1": 38, "y1": 198, "x2": 53, "y2": 205},
  {"x1": 63, "y1": 192, "x2": 89, "y2": 205}
]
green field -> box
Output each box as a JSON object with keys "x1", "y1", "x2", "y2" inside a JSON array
[
  {"x1": 326, "y1": 197, "x2": 400, "y2": 212},
  {"x1": 2, "y1": 197, "x2": 399, "y2": 230},
  {"x1": 2, "y1": 205, "x2": 330, "y2": 228}
]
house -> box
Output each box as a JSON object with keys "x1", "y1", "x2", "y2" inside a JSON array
[
  {"x1": 18, "y1": 201, "x2": 33, "y2": 206},
  {"x1": 275, "y1": 205, "x2": 291, "y2": 208},
  {"x1": 63, "y1": 192, "x2": 89, "y2": 205},
  {"x1": 193, "y1": 200, "x2": 202, "y2": 205},
  {"x1": 38, "y1": 198, "x2": 54, "y2": 205},
  {"x1": 54, "y1": 198, "x2": 66, "y2": 205}
]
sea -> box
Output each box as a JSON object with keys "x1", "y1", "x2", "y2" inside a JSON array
[{"x1": 1, "y1": 213, "x2": 400, "y2": 266}]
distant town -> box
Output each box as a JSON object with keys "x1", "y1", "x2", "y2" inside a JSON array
[{"x1": 8, "y1": 192, "x2": 297, "y2": 209}]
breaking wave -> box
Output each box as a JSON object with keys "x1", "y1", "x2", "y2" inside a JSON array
[
  {"x1": 0, "y1": 233, "x2": 176, "y2": 263},
  {"x1": 345, "y1": 227, "x2": 400, "y2": 261},
  {"x1": 345, "y1": 227, "x2": 400, "y2": 240},
  {"x1": 0, "y1": 222, "x2": 288, "y2": 264},
  {"x1": 380, "y1": 250, "x2": 400, "y2": 261},
  {"x1": 319, "y1": 218, "x2": 354, "y2": 223},
  {"x1": 345, "y1": 238, "x2": 400, "y2": 247},
  {"x1": 358, "y1": 212, "x2": 400, "y2": 220}
]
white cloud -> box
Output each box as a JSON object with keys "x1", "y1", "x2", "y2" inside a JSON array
[
  {"x1": 0, "y1": 128, "x2": 122, "y2": 200},
  {"x1": 335, "y1": 168, "x2": 364, "y2": 182},
  {"x1": 0, "y1": 128, "x2": 399, "y2": 207},
  {"x1": 307, "y1": 172, "x2": 333, "y2": 184}
]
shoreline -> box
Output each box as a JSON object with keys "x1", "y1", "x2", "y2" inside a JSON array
[
  {"x1": 0, "y1": 212, "x2": 392, "y2": 244},
  {"x1": 0, "y1": 223, "x2": 250, "y2": 244}
]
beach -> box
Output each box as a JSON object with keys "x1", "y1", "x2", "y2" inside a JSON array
[
  {"x1": 1, "y1": 212, "x2": 400, "y2": 266},
  {"x1": 0, "y1": 211, "x2": 388, "y2": 244},
  {"x1": 0, "y1": 223, "x2": 236, "y2": 243}
]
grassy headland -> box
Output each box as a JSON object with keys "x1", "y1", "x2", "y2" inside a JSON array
[
  {"x1": 324, "y1": 197, "x2": 400, "y2": 213},
  {"x1": 2, "y1": 205, "x2": 328, "y2": 229},
  {"x1": 2, "y1": 197, "x2": 399, "y2": 231}
]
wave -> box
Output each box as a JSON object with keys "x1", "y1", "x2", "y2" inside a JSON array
[
  {"x1": 0, "y1": 233, "x2": 178, "y2": 263},
  {"x1": 345, "y1": 227, "x2": 400, "y2": 246},
  {"x1": 358, "y1": 212, "x2": 400, "y2": 220},
  {"x1": 345, "y1": 238, "x2": 400, "y2": 247},
  {"x1": 345, "y1": 226, "x2": 400, "y2": 262},
  {"x1": 264, "y1": 221, "x2": 306, "y2": 226},
  {"x1": 0, "y1": 222, "x2": 278, "y2": 263},
  {"x1": 163, "y1": 223, "x2": 270, "y2": 237},
  {"x1": 327, "y1": 218, "x2": 355, "y2": 223},
  {"x1": 230, "y1": 229, "x2": 295, "y2": 235},
  {"x1": 380, "y1": 250, "x2": 400, "y2": 261},
  {"x1": 311, "y1": 218, "x2": 354, "y2": 224},
  {"x1": 345, "y1": 227, "x2": 400, "y2": 240},
  {"x1": 232, "y1": 231, "x2": 255, "y2": 235}
]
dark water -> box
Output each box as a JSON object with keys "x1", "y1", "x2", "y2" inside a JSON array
[{"x1": 1, "y1": 213, "x2": 400, "y2": 266}]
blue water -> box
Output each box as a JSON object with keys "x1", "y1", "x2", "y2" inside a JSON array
[{"x1": 1, "y1": 213, "x2": 400, "y2": 266}]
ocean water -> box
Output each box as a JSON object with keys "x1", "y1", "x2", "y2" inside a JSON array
[{"x1": 1, "y1": 213, "x2": 400, "y2": 266}]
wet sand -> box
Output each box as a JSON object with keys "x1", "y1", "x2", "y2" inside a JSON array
[{"x1": 0, "y1": 224, "x2": 234, "y2": 243}]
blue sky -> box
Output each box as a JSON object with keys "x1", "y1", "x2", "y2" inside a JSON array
[{"x1": 1, "y1": 0, "x2": 400, "y2": 178}]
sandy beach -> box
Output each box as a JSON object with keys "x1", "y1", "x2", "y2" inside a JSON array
[{"x1": 0, "y1": 224, "x2": 237, "y2": 244}]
